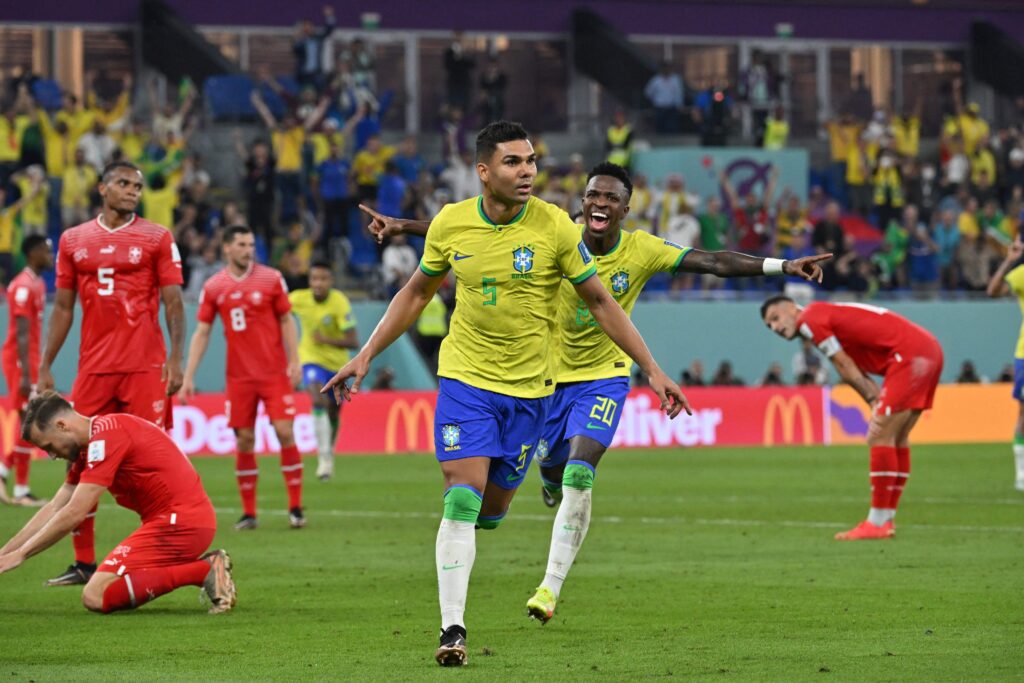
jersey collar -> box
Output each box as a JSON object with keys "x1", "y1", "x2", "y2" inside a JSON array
[
  {"x1": 476, "y1": 196, "x2": 527, "y2": 229},
  {"x1": 96, "y1": 212, "x2": 137, "y2": 233},
  {"x1": 227, "y1": 261, "x2": 255, "y2": 282}
]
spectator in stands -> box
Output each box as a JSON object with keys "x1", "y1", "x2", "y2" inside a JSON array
[
  {"x1": 711, "y1": 361, "x2": 744, "y2": 386},
  {"x1": 720, "y1": 165, "x2": 776, "y2": 258},
  {"x1": 739, "y1": 53, "x2": 776, "y2": 145},
  {"x1": 313, "y1": 139, "x2": 351, "y2": 259},
  {"x1": 173, "y1": 203, "x2": 199, "y2": 285},
  {"x1": 952, "y1": 79, "x2": 990, "y2": 157},
  {"x1": 293, "y1": 5, "x2": 337, "y2": 90},
  {"x1": 352, "y1": 133, "x2": 395, "y2": 206},
  {"x1": 698, "y1": 195, "x2": 730, "y2": 252},
  {"x1": 186, "y1": 240, "x2": 223, "y2": 301},
  {"x1": 377, "y1": 161, "x2": 408, "y2": 224},
  {"x1": 345, "y1": 37, "x2": 377, "y2": 95},
  {"x1": 845, "y1": 73, "x2": 873, "y2": 121},
  {"x1": 624, "y1": 173, "x2": 653, "y2": 234},
  {"x1": 904, "y1": 160, "x2": 938, "y2": 225},
  {"x1": 763, "y1": 104, "x2": 788, "y2": 150},
  {"x1": 907, "y1": 207, "x2": 940, "y2": 297},
  {"x1": 235, "y1": 133, "x2": 276, "y2": 247},
  {"x1": 440, "y1": 148, "x2": 479, "y2": 203},
  {"x1": 414, "y1": 293, "x2": 449, "y2": 376},
  {"x1": 12, "y1": 165, "x2": 48, "y2": 237},
  {"x1": 147, "y1": 77, "x2": 195, "y2": 143},
  {"x1": 680, "y1": 360, "x2": 706, "y2": 387},
  {"x1": 846, "y1": 135, "x2": 874, "y2": 217},
  {"x1": 956, "y1": 360, "x2": 981, "y2": 384},
  {"x1": 272, "y1": 221, "x2": 314, "y2": 277},
  {"x1": 606, "y1": 110, "x2": 633, "y2": 169},
  {"x1": 645, "y1": 61, "x2": 684, "y2": 134},
  {"x1": 943, "y1": 134, "x2": 970, "y2": 191},
  {"x1": 873, "y1": 206, "x2": 910, "y2": 289},
  {"x1": 825, "y1": 112, "x2": 861, "y2": 206},
  {"x1": 979, "y1": 198, "x2": 1009, "y2": 253},
  {"x1": 892, "y1": 97, "x2": 922, "y2": 160},
  {"x1": 971, "y1": 136, "x2": 998, "y2": 189},
  {"x1": 444, "y1": 32, "x2": 476, "y2": 112},
  {"x1": 393, "y1": 136, "x2": 424, "y2": 185},
  {"x1": 381, "y1": 233, "x2": 418, "y2": 298},
  {"x1": 1004, "y1": 147, "x2": 1024, "y2": 201},
  {"x1": 793, "y1": 338, "x2": 828, "y2": 385},
  {"x1": 872, "y1": 148, "x2": 904, "y2": 230},
  {"x1": 561, "y1": 154, "x2": 588, "y2": 217},
  {"x1": 60, "y1": 147, "x2": 97, "y2": 228},
  {"x1": 371, "y1": 367, "x2": 396, "y2": 391},
  {"x1": 478, "y1": 57, "x2": 508, "y2": 124},
  {"x1": 693, "y1": 82, "x2": 734, "y2": 147},
  {"x1": 774, "y1": 193, "x2": 811, "y2": 258},
  {"x1": 141, "y1": 172, "x2": 180, "y2": 230},
  {"x1": 812, "y1": 200, "x2": 847, "y2": 290},
  {"x1": 654, "y1": 174, "x2": 698, "y2": 237},
  {"x1": 0, "y1": 104, "x2": 25, "y2": 188},
  {"x1": 806, "y1": 184, "x2": 829, "y2": 223},
  {"x1": 998, "y1": 364, "x2": 1014, "y2": 383},
  {"x1": 0, "y1": 183, "x2": 40, "y2": 281},
  {"x1": 34, "y1": 106, "x2": 71, "y2": 211},
  {"x1": 77, "y1": 120, "x2": 116, "y2": 172},
  {"x1": 973, "y1": 169, "x2": 998, "y2": 208},
  {"x1": 760, "y1": 362, "x2": 785, "y2": 386},
  {"x1": 933, "y1": 207, "x2": 961, "y2": 290}
]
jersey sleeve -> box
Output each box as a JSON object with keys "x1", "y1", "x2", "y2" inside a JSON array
[
  {"x1": 77, "y1": 430, "x2": 131, "y2": 488},
  {"x1": 797, "y1": 307, "x2": 842, "y2": 357},
  {"x1": 65, "y1": 456, "x2": 85, "y2": 486},
  {"x1": 156, "y1": 229, "x2": 184, "y2": 287},
  {"x1": 55, "y1": 232, "x2": 76, "y2": 291},
  {"x1": 272, "y1": 273, "x2": 292, "y2": 316},
  {"x1": 639, "y1": 231, "x2": 692, "y2": 274},
  {"x1": 1005, "y1": 265, "x2": 1024, "y2": 294},
  {"x1": 554, "y1": 212, "x2": 597, "y2": 284},
  {"x1": 419, "y1": 206, "x2": 452, "y2": 276},
  {"x1": 336, "y1": 293, "x2": 356, "y2": 331},
  {"x1": 196, "y1": 280, "x2": 218, "y2": 324},
  {"x1": 9, "y1": 283, "x2": 33, "y2": 319}
]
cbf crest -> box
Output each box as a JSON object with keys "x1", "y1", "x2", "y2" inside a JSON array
[
  {"x1": 128, "y1": 246, "x2": 143, "y2": 264},
  {"x1": 534, "y1": 438, "x2": 550, "y2": 464},
  {"x1": 610, "y1": 270, "x2": 630, "y2": 295},
  {"x1": 512, "y1": 245, "x2": 534, "y2": 274},
  {"x1": 441, "y1": 424, "x2": 461, "y2": 451}
]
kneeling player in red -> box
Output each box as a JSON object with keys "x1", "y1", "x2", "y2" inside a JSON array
[
  {"x1": 0, "y1": 391, "x2": 235, "y2": 614},
  {"x1": 761, "y1": 297, "x2": 943, "y2": 540}
]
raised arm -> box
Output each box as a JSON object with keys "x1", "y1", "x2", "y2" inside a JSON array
[
  {"x1": 830, "y1": 350, "x2": 880, "y2": 406},
  {"x1": 180, "y1": 321, "x2": 213, "y2": 401},
  {"x1": 161, "y1": 284, "x2": 186, "y2": 395},
  {"x1": 987, "y1": 236, "x2": 1024, "y2": 298},
  {"x1": 572, "y1": 275, "x2": 689, "y2": 418},
  {"x1": 250, "y1": 90, "x2": 278, "y2": 130},
  {"x1": 718, "y1": 169, "x2": 739, "y2": 207},
  {"x1": 323, "y1": 268, "x2": 445, "y2": 400},
  {"x1": 38, "y1": 289, "x2": 76, "y2": 392}
]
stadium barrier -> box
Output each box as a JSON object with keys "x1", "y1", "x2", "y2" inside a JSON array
[{"x1": 1, "y1": 384, "x2": 1010, "y2": 457}]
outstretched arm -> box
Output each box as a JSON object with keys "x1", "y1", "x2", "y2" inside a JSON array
[
  {"x1": 323, "y1": 269, "x2": 445, "y2": 400},
  {"x1": 361, "y1": 204, "x2": 430, "y2": 243},
  {"x1": 680, "y1": 249, "x2": 830, "y2": 282}
]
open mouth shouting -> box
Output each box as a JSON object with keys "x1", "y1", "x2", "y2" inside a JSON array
[{"x1": 588, "y1": 210, "x2": 611, "y2": 232}]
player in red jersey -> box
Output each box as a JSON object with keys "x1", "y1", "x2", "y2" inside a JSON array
[
  {"x1": 36, "y1": 161, "x2": 185, "y2": 587},
  {"x1": 0, "y1": 235, "x2": 53, "y2": 506},
  {"x1": 180, "y1": 225, "x2": 304, "y2": 530},
  {"x1": 761, "y1": 296, "x2": 944, "y2": 540},
  {"x1": 0, "y1": 391, "x2": 235, "y2": 614}
]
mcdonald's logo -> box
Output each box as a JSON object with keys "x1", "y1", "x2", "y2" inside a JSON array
[
  {"x1": 384, "y1": 399, "x2": 435, "y2": 453},
  {"x1": 763, "y1": 394, "x2": 813, "y2": 446}
]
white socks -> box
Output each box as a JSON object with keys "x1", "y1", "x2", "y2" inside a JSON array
[
  {"x1": 540, "y1": 486, "x2": 592, "y2": 598},
  {"x1": 1013, "y1": 444, "x2": 1024, "y2": 486},
  {"x1": 13, "y1": 484, "x2": 29, "y2": 498},
  {"x1": 314, "y1": 411, "x2": 332, "y2": 458},
  {"x1": 867, "y1": 507, "x2": 895, "y2": 526},
  {"x1": 436, "y1": 519, "x2": 476, "y2": 630}
]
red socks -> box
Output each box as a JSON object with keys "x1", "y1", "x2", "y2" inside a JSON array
[
  {"x1": 869, "y1": 446, "x2": 898, "y2": 510},
  {"x1": 11, "y1": 440, "x2": 31, "y2": 486},
  {"x1": 100, "y1": 560, "x2": 210, "y2": 613},
  {"x1": 236, "y1": 452, "x2": 258, "y2": 517},
  {"x1": 73, "y1": 506, "x2": 97, "y2": 565},
  {"x1": 280, "y1": 445, "x2": 303, "y2": 510},
  {"x1": 891, "y1": 446, "x2": 911, "y2": 509}
]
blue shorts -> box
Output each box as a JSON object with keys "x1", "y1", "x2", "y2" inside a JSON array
[
  {"x1": 1014, "y1": 359, "x2": 1024, "y2": 401},
  {"x1": 434, "y1": 378, "x2": 550, "y2": 490},
  {"x1": 302, "y1": 363, "x2": 338, "y2": 404},
  {"x1": 534, "y1": 377, "x2": 630, "y2": 471}
]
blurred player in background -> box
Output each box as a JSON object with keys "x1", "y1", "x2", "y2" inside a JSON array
[
  {"x1": 37, "y1": 161, "x2": 185, "y2": 587},
  {"x1": 0, "y1": 235, "x2": 53, "y2": 506},
  {"x1": 363, "y1": 161, "x2": 830, "y2": 623},
  {"x1": 986, "y1": 234, "x2": 1024, "y2": 491},
  {"x1": 325, "y1": 121, "x2": 687, "y2": 667},
  {"x1": 0, "y1": 391, "x2": 235, "y2": 615},
  {"x1": 289, "y1": 261, "x2": 359, "y2": 481},
  {"x1": 761, "y1": 296, "x2": 943, "y2": 539},
  {"x1": 181, "y1": 225, "x2": 304, "y2": 530}
]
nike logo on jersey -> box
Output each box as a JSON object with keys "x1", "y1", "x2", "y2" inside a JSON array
[
  {"x1": 586, "y1": 422, "x2": 608, "y2": 430},
  {"x1": 453, "y1": 253, "x2": 473, "y2": 261}
]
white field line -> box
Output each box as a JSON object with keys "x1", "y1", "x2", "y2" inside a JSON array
[{"x1": 670, "y1": 494, "x2": 1024, "y2": 507}]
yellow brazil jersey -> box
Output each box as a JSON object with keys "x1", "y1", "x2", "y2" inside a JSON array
[
  {"x1": 419, "y1": 195, "x2": 597, "y2": 398},
  {"x1": 1005, "y1": 265, "x2": 1024, "y2": 359},
  {"x1": 893, "y1": 116, "x2": 920, "y2": 158},
  {"x1": 557, "y1": 228, "x2": 690, "y2": 382},
  {"x1": 289, "y1": 288, "x2": 357, "y2": 370},
  {"x1": 273, "y1": 126, "x2": 306, "y2": 172}
]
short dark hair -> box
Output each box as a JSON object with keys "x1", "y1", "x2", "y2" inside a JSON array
[
  {"x1": 760, "y1": 294, "x2": 794, "y2": 319},
  {"x1": 310, "y1": 259, "x2": 333, "y2": 272},
  {"x1": 21, "y1": 390, "x2": 72, "y2": 441},
  {"x1": 587, "y1": 162, "x2": 633, "y2": 198},
  {"x1": 476, "y1": 120, "x2": 529, "y2": 162},
  {"x1": 21, "y1": 234, "x2": 49, "y2": 257},
  {"x1": 223, "y1": 224, "x2": 253, "y2": 244},
  {"x1": 100, "y1": 161, "x2": 142, "y2": 183}
]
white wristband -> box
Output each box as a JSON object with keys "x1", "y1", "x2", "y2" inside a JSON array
[{"x1": 762, "y1": 258, "x2": 785, "y2": 276}]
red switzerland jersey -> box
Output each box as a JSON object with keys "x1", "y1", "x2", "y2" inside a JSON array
[
  {"x1": 55, "y1": 214, "x2": 183, "y2": 375},
  {"x1": 2, "y1": 268, "x2": 46, "y2": 368},
  {"x1": 197, "y1": 263, "x2": 291, "y2": 381},
  {"x1": 66, "y1": 413, "x2": 216, "y2": 527},
  {"x1": 797, "y1": 302, "x2": 938, "y2": 376}
]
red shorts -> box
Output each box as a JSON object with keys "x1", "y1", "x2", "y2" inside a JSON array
[
  {"x1": 2, "y1": 355, "x2": 35, "y2": 411},
  {"x1": 226, "y1": 375, "x2": 296, "y2": 429},
  {"x1": 877, "y1": 341, "x2": 944, "y2": 415},
  {"x1": 72, "y1": 368, "x2": 171, "y2": 429},
  {"x1": 97, "y1": 522, "x2": 215, "y2": 574}
]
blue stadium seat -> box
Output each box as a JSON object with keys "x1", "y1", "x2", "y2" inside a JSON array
[
  {"x1": 31, "y1": 79, "x2": 63, "y2": 111},
  {"x1": 203, "y1": 75, "x2": 257, "y2": 120}
]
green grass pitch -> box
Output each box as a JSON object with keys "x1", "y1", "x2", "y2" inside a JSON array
[{"x1": 0, "y1": 444, "x2": 1020, "y2": 681}]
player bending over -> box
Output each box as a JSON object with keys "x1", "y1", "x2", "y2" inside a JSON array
[
  {"x1": 985, "y1": 235, "x2": 1024, "y2": 491},
  {"x1": 364, "y1": 161, "x2": 830, "y2": 623},
  {"x1": 289, "y1": 261, "x2": 359, "y2": 480},
  {"x1": 324, "y1": 121, "x2": 688, "y2": 667},
  {"x1": 762, "y1": 296, "x2": 943, "y2": 539},
  {"x1": 0, "y1": 391, "x2": 235, "y2": 614}
]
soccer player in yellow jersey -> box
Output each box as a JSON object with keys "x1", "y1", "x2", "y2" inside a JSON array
[
  {"x1": 324, "y1": 122, "x2": 688, "y2": 667},
  {"x1": 367, "y1": 162, "x2": 830, "y2": 625},
  {"x1": 987, "y1": 235, "x2": 1024, "y2": 491},
  {"x1": 289, "y1": 262, "x2": 359, "y2": 481}
]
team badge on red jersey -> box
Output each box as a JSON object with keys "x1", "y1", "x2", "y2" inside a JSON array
[{"x1": 129, "y1": 246, "x2": 143, "y2": 264}]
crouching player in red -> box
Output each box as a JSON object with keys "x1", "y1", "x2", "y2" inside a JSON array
[
  {"x1": 0, "y1": 391, "x2": 235, "y2": 614},
  {"x1": 761, "y1": 297, "x2": 943, "y2": 540}
]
